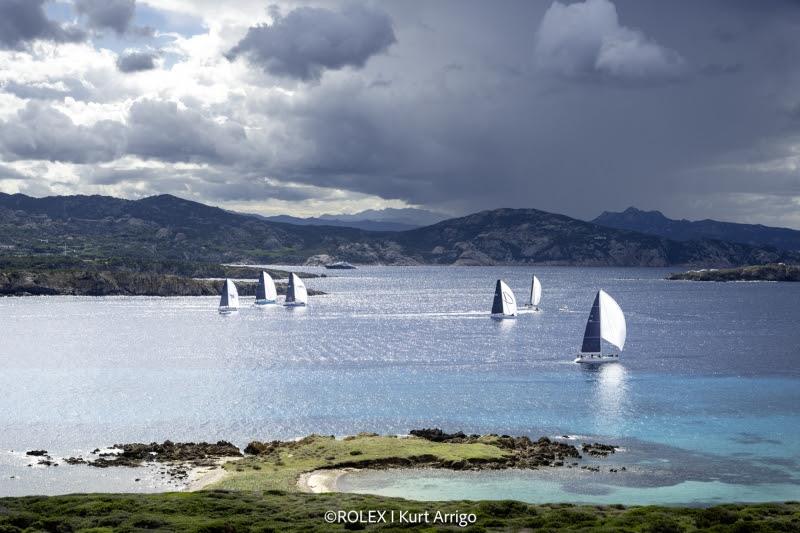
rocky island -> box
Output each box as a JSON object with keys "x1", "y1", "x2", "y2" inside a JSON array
[{"x1": 667, "y1": 263, "x2": 800, "y2": 282}]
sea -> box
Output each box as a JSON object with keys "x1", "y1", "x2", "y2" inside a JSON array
[{"x1": 1, "y1": 266, "x2": 798, "y2": 504}]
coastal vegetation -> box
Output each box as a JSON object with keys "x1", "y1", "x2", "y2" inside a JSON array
[
  {"x1": 667, "y1": 263, "x2": 800, "y2": 282},
  {"x1": 0, "y1": 491, "x2": 797, "y2": 532}
]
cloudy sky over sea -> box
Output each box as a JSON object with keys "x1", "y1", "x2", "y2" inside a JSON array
[{"x1": 0, "y1": 0, "x2": 799, "y2": 227}]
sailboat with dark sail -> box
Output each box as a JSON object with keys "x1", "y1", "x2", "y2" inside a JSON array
[
  {"x1": 284, "y1": 273, "x2": 308, "y2": 307},
  {"x1": 574, "y1": 289, "x2": 626, "y2": 364},
  {"x1": 219, "y1": 279, "x2": 240, "y2": 314},
  {"x1": 255, "y1": 271, "x2": 277, "y2": 305},
  {"x1": 490, "y1": 279, "x2": 518, "y2": 319}
]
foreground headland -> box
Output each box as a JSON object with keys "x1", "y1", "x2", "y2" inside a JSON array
[{"x1": 7, "y1": 431, "x2": 800, "y2": 531}]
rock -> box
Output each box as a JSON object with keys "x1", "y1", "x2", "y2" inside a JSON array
[
  {"x1": 582, "y1": 443, "x2": 617, "y2": 457},
  {"x1": 25, "y1": 450, "x2": 48, "y2": 456},
  {"x1": 304, "y1": 254, "x2": 334, "y2": 266},
  {"x1": 85, "y1": 441, "x2": 241, "y2": 469},
  {"x1": 409, "y1": 428, "x2": 467, "y2": 442}
]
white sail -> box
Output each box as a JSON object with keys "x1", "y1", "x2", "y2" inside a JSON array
[
  {"x1": 599, "y1": 289, "x2": 626, "y2": 351},
  {"x1": 491, "y1": 279, "x2": 517, "y2": 317},
  {"x1": 256, "y1": 271, "x2": 277, "y2": 303},
  {"x1": 285, "y1": 273, "x2": 308, "y2": 306},
  {"x1": 530, "y1": 275, "x2": 542, "y2": 307},
  {"x1": 219, "y1": 279, "x2": 239, "y2": 310}
]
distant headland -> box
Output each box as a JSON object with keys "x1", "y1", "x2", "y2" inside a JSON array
[{"x1": 667, "y1": 263, "x2": 800, "y2": 282}]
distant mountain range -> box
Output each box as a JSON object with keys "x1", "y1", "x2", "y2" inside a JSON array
[
  {"x1": 594, "y1": 207, "x2": 800, "y2": 252},
  {"x1": 252, "y1": 207, "x2": 448, "y2": 232},
  {"x1": 0, "y1": 193, "x2": 796, "y2": 267}
]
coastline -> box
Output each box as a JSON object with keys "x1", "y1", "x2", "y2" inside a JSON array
[
  {"x1": 296, "y1": 469, "x2": 352, "y2": 493},
  {"x1": 184, "y1": 457, "x2": 240, "y2": 492}
]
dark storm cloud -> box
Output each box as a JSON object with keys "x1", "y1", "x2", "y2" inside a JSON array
[
  {"x1": 235, "y1": 0, "x2": 800, "y2": 228},
  {"x1": 74, "y1": 0, "x2": 136, "y2": 35},
  {"x1": 117, "y1": 51, "x2": 158, "y2": 73},
  {"x1": 227, "y1": 4, "x2": 396, "y2": 81},
  {"x1": 0, "y1": 0, "x2": 85, "y2": 49},
  {"x1": 126, "y1": 99, "x2": 250, "y2": 163},
  {"x1": 0, "y1": 102, "x2": 125, "y2": 163}
]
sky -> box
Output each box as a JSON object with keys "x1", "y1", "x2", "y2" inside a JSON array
[{"x1": 0, "y1": 0, "x2": 799, "y2": 228}]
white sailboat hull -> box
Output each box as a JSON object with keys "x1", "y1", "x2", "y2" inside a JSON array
[
  {"x1": 255, "y1": 299, "x2": 276, "y2": 305},
  {"x1": 574, "y1": 353, "x2": 620, "y2": 364},
  {"x1": 218, "y1": 307, "x2": 239, "y2": 314},
  {"x1": 491, "y1": 313, "x2": 517, "y2": 319},
  {"x1": 284, "y1": 301, "x2": 307, "y2": 307}
]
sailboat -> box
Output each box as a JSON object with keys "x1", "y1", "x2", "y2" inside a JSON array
[
  {"x1": 574, "y1": 289, "x2": 626, "y2": 364},
  {"x1": 255, "y1": 271, "x2": 277, "y2": 305},
  {"x1": 523, "y1": 275, "x2": 542, "y2": 310},
  {"x1": 284, "y1": 273, "x2": 308, "y2": 307},
  {"x1": 219, "y1": 279, "x2": 240, "y2": 314},
  {"x1": 490, "y1": 279, "x2": 517, "y2": 319}
]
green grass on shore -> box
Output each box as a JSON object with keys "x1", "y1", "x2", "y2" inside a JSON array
[
  {"x1": 0, "y1": 491, "x2": 798, "y2": 532},
  {"x1": 213, "y1": 434, "x2": 509, "y2": 492}
]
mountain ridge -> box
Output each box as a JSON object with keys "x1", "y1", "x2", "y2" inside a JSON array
[
  {"x1": 594, "y1": 207, "x2": 800, "y2": 251},
  {"x1": 0, "y1": 193, "x2": 796, "y2": 267}
]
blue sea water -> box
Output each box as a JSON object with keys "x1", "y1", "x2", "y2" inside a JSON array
[{"x1": 0, "y1": 266, "x2": 798, "y2": 503}]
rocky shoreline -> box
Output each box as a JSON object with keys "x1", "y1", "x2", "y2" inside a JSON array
[
  {"x1": 0, "y1": 269, "x2": 325, "y2": 297},
  {"x1": 667, "y1": 262, "x2": 800, "y2": 282},
  {"x1": 22, "y1": 430, "x2": 621, "y2": 490}
]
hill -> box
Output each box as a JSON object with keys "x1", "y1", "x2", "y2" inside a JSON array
[
  {"x1": 253, "y1": 214, "x2": 418, "y2": 232},
  {"x1": 0, "y1": 193, "x2": 796, "y2": 267},
  {"x1": 594, "y1": 207, "x2": 800, "y2": 251}
]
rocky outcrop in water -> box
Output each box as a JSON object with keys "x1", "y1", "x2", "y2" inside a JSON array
[
  {"x1": 64, "y1": 441, "x2": 242, "y2": 472},
  {"x1": 667, "y1": 263, "x2": 800, "y2": 282}
]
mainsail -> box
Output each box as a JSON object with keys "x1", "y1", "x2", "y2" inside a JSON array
[
  {"x1": 491, "y1": 279, "x2": 517, "y2": 316},
  {"x1": 581, "y1": 289, "x2": 626, "y2": 353},
  {"x1": 530, "y1": 275, "x2": 542, "y2": 307},
  {"x1": 285, "y1": 273, "x2": 308, "y2": 306},
  {"x1": 219, "y1": 279, "x2": 239, "y2": 309},
  {"x1": 256, "y1": 271, "x2": 277, "y2": 302}
]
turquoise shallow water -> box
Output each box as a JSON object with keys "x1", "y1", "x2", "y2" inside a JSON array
[{"x1": 0, "y1": 266, "x2": 798, "y2": 502}]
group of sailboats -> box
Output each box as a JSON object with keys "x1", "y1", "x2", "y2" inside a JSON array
[
  {"x1": 218, "y1": 272, "x2": 307, "y2": 314},
  {"x1": 491, "y1": 275, "x2": 541, "y2": 318},
  {"x1": 490, "y1": 275, "x2": 626, "y2": 365}
]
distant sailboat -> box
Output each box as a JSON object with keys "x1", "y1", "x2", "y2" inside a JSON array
[
  {"x1": 284, "y1": 273, "x2": 308, "y2": 307},
  {"x1": 255, "y1": 271, "x2": 277, "y2": 305},
  {"x1": 523, "y1": 275, "x2": 542, "y2": 310},
  {"x1": 219, "y1": 279, "x2": 240, "y2": 314},
  {"x1": 574, "y1": 289, "x2": 626, "y2": 364},
  {"x1": 490, "y1": 279, "x2": 517, "y2": 319}
]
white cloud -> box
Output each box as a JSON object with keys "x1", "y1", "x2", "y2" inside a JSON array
[{"x1": 535, "y1": 0, "x2": 685, "y2": 82}]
